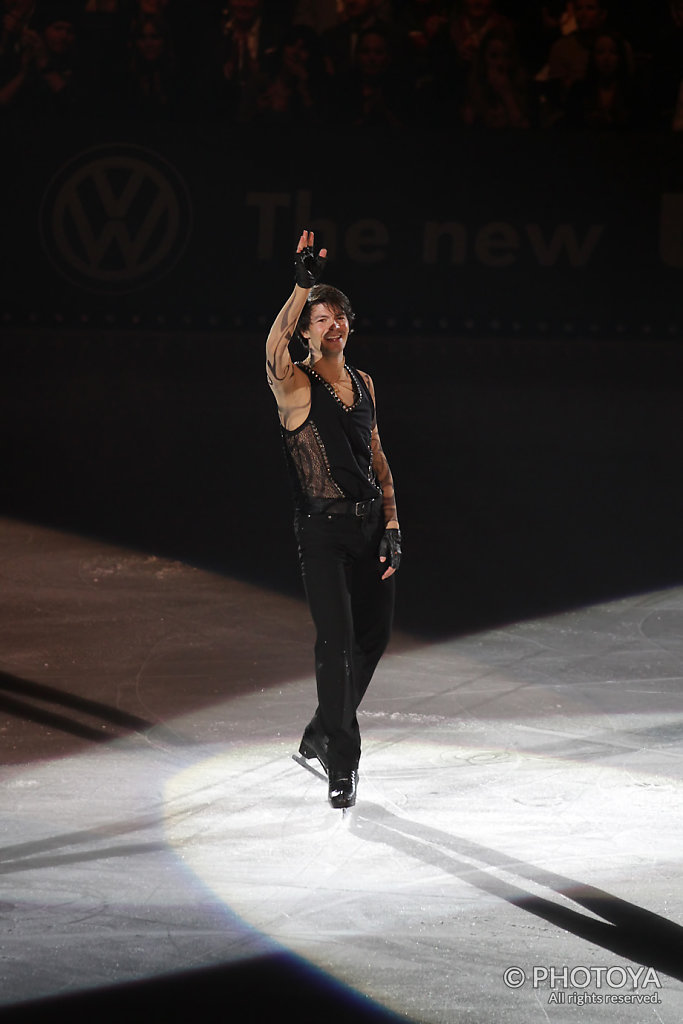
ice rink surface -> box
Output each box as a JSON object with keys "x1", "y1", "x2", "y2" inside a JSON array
[{"x1": 2, "y1": 517, "x2": 683, "y2": 1023}]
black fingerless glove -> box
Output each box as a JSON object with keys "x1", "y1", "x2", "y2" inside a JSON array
[
  {"x1": 294, "y1": 245, "x2": 327, "y2": 288},
  {"x1": 379, "y1": 528, "x2": 402, "y2": 571}
]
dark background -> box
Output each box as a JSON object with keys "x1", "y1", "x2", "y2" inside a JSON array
[
  {"x1": 3, "y1": 322, "x2": 683, "y2": 639},
  {"x1": 3, "y1": 120, "x2": 683, "y2": 636}
]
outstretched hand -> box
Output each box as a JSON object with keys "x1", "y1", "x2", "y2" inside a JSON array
[
  {"x1": 294, "y1": 229, "x2": 328, "y2": 288},
  {"x1": 379, "y1": 527, "x2": 401, "y2": 580}
]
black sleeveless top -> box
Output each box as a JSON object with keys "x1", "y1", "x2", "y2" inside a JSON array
[{"x1": 281, "y1": 362, "x2": 382, "y2": 508}]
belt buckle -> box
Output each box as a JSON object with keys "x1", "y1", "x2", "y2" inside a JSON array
[{"x1": 354, "y1": 501, "x2": 365, "y2": 517}]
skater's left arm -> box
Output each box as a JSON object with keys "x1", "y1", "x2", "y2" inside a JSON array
[{"x1": 359, "y1": 371, "x2": 401, "y2": 579}]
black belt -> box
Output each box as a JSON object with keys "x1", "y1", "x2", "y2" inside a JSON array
[{"x1": 302, "y1": 497, "x2": 380, "y2": 517}]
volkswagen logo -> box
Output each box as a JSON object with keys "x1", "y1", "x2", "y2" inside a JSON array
[{"x1": 40, "y1": 143, "x2": 193, "y2": 293}]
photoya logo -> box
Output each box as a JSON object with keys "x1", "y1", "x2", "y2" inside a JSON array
[{"x1": 40, "y1": 144, "x2": 192, "y2": 292}]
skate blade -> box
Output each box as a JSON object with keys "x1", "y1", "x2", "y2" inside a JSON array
[{"x1": 291, "y1": 753, "x2": 327, "y2": 781}]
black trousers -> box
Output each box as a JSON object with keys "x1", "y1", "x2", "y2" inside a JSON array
[{"x1": 295, "y1": 507, "x2": 395, "y2": 772}]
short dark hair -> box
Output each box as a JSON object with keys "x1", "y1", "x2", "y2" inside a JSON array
[{"x1": 294, "y1": 284, "x2": 356, "y2": 348}]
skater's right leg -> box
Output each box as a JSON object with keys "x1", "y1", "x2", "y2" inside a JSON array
[{"x1": 295, "y1": 514, "x2": 361, "y2": 774}]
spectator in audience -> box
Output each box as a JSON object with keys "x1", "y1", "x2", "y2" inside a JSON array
[
  {"x1": 546, "y1": 0, "x2": 610, "y2": 92},
  {"x1": 119, "y1": 12, "x2": 180, "y2": 118},
  {"x1": 563, "y1": 28, "x2": 638, "y2": 128},
  {"x1": 540, "y1": 1, "x2": 576, "y2": 38},
  {"x1": 201, "y1": 0, "x2": 282, "y2": 120},
  {"x1": 129, "y1": 0, "x2": 214, "y2": 58},
  {"x1": 0, "y1": 0, "x2": 34, "y2": 102},
  {"x1": 220, "y1": 0, "x2": 279, "y2": 75},
  {"x1": 0, "y1": 0, "x2": 674, "y2": 129},
  {"x1": 0, "y1": 2, "x2": 83, "y2": 115},
  {"x1": 449, "y1": 0, "x2": 514, "y2": 69},
  {"x1": 423, "y1": 0, "x2": 513, "y2": 121},
  {"x1": 331, "y1": 23, "x2": 413, "y2": 128},
  {"x1": 461, "y1": 24, "x2": 531, "y2": 126},
  {"x1": 255, "y1": 22, "x2": 327, "y2": 124},
  {"x1": 322, "y1": 0, "x2": 391, "y2": 77},
  {"x1": 1, "y1": 0, "x2": 34, "y2": 61},
  {"x1": 394, "y1": 0, "x2": 453, "y2": 105}
]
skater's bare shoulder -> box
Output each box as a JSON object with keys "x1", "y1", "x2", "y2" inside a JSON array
[{"x1": 356, "y1": 368, "x2": 375, "y2": 397}]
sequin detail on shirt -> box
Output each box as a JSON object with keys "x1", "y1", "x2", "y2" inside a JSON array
[{"x1": 304, "y1": 364, "x2": 362, "y2": 411}]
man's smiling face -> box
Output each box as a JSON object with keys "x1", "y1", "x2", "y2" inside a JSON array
[{"x1": 303, "y1": 303, "x2": 350, "y2": 358}]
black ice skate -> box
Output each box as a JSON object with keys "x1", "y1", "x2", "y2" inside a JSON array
[{"x1": 328, "y1": 769, "x2": 358, "y2": 810}]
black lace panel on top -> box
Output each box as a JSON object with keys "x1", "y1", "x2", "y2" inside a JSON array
[{"x1": 282, "y1": 420, "x2": 346, "y2": 501}]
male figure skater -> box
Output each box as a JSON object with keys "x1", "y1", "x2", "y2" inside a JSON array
[{"x1": 266, "y1": 230, "x2": 401, "y2": 809}]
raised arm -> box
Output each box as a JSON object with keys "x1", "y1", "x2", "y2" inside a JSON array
[{"x1": 265, "y1": 229, "x2": 327, "y2": 397}]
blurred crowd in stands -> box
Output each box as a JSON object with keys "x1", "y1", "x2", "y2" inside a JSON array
[{"x1": 2, "y1": 0, "x2": 683, "y2": 130}]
